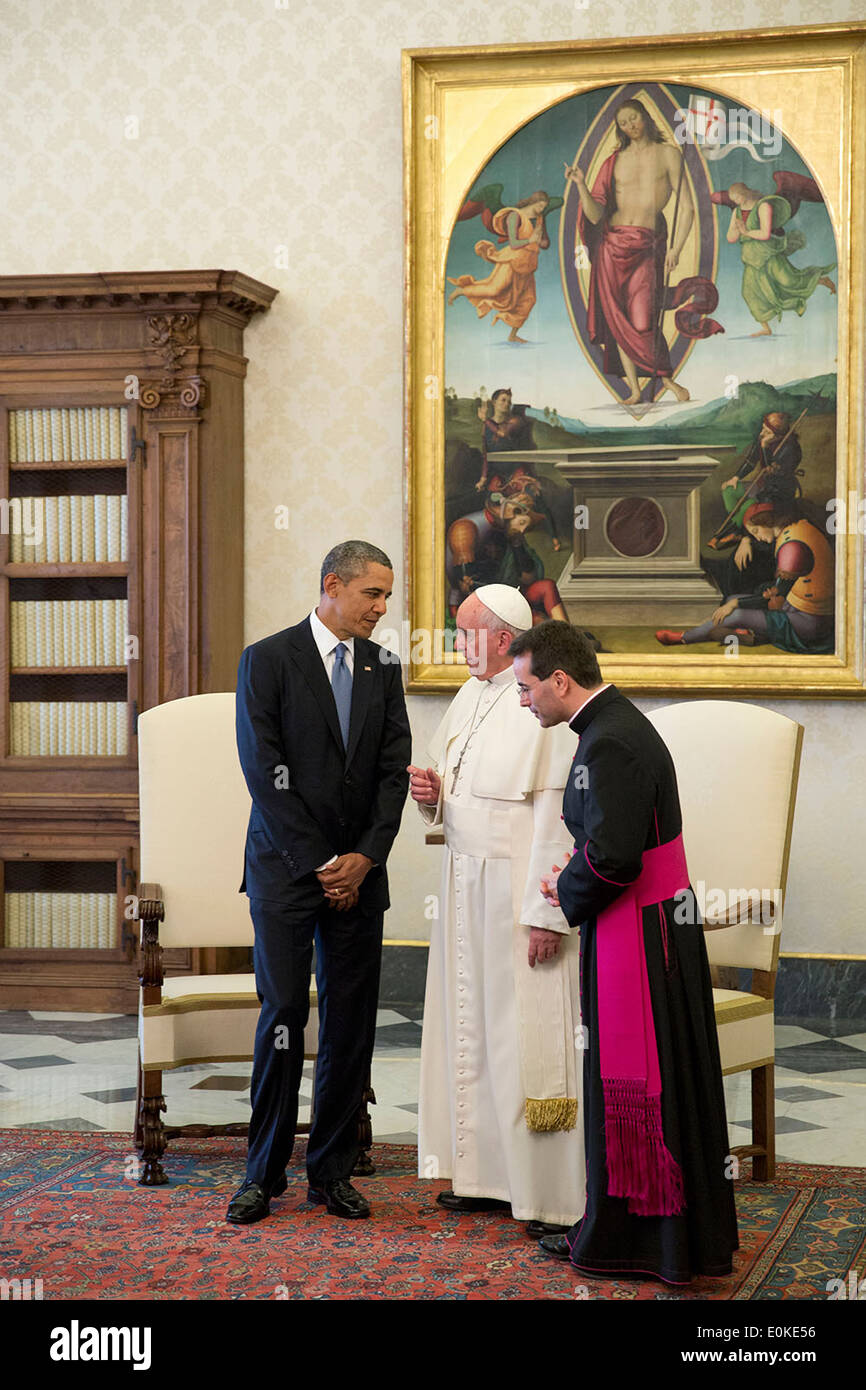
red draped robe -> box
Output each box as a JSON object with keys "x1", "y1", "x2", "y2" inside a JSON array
[
  {"x1": 577, "y1": 151, "x2": 723, "y2": 384},
  {"x1": 578, "y1": 151, "x2": 672, "y2": 379}
]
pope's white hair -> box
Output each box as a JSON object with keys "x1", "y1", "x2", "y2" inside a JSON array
[{"x1": 472, "y1": 598, "x2": 527, "y2": 638}]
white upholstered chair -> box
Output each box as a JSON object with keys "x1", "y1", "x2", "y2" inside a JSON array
[
  {"x1": 647, "y1": 700, "x2": 803, "y2": 1181},
  {"x1": 133, "y1": 692, "x2": 320, "y2": 1185}
]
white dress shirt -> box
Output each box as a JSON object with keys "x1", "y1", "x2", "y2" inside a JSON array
[{"x1": 309, "y1": 607, "x2": 355, "y2": 677}]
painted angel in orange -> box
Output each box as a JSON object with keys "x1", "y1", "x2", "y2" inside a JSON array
[{"x1": 447, "y1": 190, "x2": 553, "y2": 343}]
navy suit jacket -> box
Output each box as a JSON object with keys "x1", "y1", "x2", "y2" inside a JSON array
[{"x1": 236, "y1": 616, "x2": 411, "y2": 914}]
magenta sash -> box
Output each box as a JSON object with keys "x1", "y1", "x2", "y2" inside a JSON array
[{"x1": 592, "y1": 833, "x2": 690, "y2": 1217}]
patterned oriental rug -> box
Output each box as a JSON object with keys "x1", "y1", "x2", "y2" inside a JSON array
[{"x1": 1, "y1": 1133, "x2": 864, "y2": 1301}]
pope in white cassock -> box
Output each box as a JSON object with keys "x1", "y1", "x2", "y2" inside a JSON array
[{"x1": 409, "y1": 585, "x2": 586, "y2": 1232}]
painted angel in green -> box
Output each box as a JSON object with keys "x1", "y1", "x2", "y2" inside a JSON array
[{"x1": 713, "y1": 173, "x2": 835, "y2": 337}]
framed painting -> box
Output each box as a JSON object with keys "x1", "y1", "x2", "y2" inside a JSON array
[{"x1": 403, "y1": 23, "x2": 866, "y2": 695}]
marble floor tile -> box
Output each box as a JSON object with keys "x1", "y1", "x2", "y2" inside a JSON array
[
  {"x1": 372, "y1": 1023, "x2": 427, "y2": 1050},
  {"x1": 3, "y1": 1096, "x2": 109, "y2": 1127},
  {"x1": 1, "y1": 1053, "x2": 76, "y2": 1070},
  {"x1": 375, "y1": 1010, "x2": 418, "y2": 1027},
  {"x1": 188, "y1": 1075, "x2": 251, "y2": 1092},
  {"x1": 766, "y1": 1127, "x2": 866, "y2": 1167},
  {"x1": 29, "y1": 1011, "x2": 126, "y2": 1022},
  {"x1": 800, "y1": 1068, "x2": 866, "y2": 1088},
  {"x1": 773, "y1": 1093, "x2": 866, "y2": 1128},
  {"x1": 729, "y1": 1114, "x2": 825, "y2": 1135},
  {"x1": 80, "y1": 1087, "x2": 139, "y2": 1104},
  {"x1": 15, "y1": 1116, "x2": 106, "y2": 1132},
  {"x1": 0, "y1": 1034, "x2": 75, "y2": 1061},
  {"x1": 775, "y1": 1040, "x2": 866, "y2": 1074},
  {"x1": 774, "y1": 1025, "x2": 833, "y2": 1048},
  {"x1": 371, "y1": 1105, "x2": 420, "y2": 1139},
  {"x1": 49, "y1": 1038, "x2": 139, "y2": 1061},
  {"x1": 781, "y1": 1018, "x2": 866, "y2": 1041},
  {"x1": 774, "y1": 1085, "x2": 843, "y2": 1104}
]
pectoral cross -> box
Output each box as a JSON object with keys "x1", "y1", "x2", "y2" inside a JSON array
[
  {"x1": 448, "y1": 682, "x2": 510, "y2": 795},
  {"x1": 450, "y1": 745, "x2": 467, "y2": 795}
]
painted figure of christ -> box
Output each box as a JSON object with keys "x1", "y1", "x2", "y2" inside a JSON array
[{"x1": 567, "y1": 99, "x2": 693, "y2": 405}]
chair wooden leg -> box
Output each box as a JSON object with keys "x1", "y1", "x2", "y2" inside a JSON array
[
  {"x1": 133, "y1": 1053, "x2": 144, "y2": 1148},
  {"x1": 138, "y1": 1067, "x2": 169, "y2": 1186},
  {"x1": 751, "y1": 1062, "x2": 775, "y2": 1181},
  {"x1": 352, "y1": 1070, "x2": 376, "y2": 1177}
]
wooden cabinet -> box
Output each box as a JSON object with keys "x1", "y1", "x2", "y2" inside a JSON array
[{"x1": 0, "y1": 271, "x2": 276, "y2": 1011}]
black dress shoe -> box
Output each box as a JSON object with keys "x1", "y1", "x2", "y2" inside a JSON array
[
  {"x1": 538, "y1": 1233, "x2": 572, "y2": 1260},
  {"x1": 435, "y1": 1190, "x2": 511, "y2": 1213},
  {"x1": 226, "y1": 1181, "x2": 272, "y2": 1225},
  {"x1": 526, "y1": 1220, "x2": 571, "y2": 1238},
  {"x1": 307, "y1": 1178, "x2": 370, "y2": 1219}
]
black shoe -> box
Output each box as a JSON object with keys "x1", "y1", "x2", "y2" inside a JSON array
[
  {"x1": 435, "y1": 1190, "x2": 511, "y2": 1213},
  {"x1": 225, "y1": 1172, "x2": 287, "y2": 1224},
  {"x1": 526, "y1": 1220, "x2": 571, "y2": 1238},
  {"x1": 538, "y1": 1233, "x2": 572, "y2": 1260},
  {"x1": 226, "y1": 1181, "x2": 272, "y2": 1225},
  {"x1": 307, "y1": 1178, "x2": 370, "y2": 1219}
]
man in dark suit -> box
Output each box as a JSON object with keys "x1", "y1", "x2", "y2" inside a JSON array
[
  {"x1": 510, "y1": 621, "x2": 738, "y2": 1284},
  {"x1": 227, "y1": 540, "x2": 411, "y2": 1223}
]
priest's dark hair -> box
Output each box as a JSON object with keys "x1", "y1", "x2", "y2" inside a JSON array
[
  {"x1": 320, "y1": 540, "x2": 392, "y2": 592},
  {"x1": 509, "y1": 620, "x2": 602, "y2": 689}
]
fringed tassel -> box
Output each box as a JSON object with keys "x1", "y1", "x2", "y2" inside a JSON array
[
  {"x1": 525, "y1": 1097, "x2": 578, "y2": 1132},
  {"x1": 602, "y1": 1078, "x2": 686, "y2": 1217}
]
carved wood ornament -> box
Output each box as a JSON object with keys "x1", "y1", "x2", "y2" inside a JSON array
[{"x1": 140, "y1": 312, "x2": 206, "y2": 413}]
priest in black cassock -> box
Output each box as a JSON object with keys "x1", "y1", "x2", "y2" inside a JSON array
[{"x1": 510, "y1": 621, "x2": 738, "y2": 1285}]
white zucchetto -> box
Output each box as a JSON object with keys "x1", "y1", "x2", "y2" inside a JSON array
[{"x1": 474, "y1": 583, "x2": 532, "y2": 632}]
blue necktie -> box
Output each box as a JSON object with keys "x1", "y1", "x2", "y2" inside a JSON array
[{"x1": 331, "y1": 642, "x2": 352, "y2": 748}]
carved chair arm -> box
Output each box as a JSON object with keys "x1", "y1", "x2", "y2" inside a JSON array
[
  {"x1": 702, "y1": 891, "x2": 781, "y2": 930},
  {"x1": 135, "y1": 881, "x2": 165, "y2": 993}
]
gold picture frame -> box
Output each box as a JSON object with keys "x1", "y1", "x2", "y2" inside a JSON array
[{"x1": 403, "y1": 23, "x2": 866, "y2": 696}]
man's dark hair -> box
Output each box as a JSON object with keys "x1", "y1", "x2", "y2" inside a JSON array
[
  {"x1": 320, "y1": 540, "x2": 392, "y2": 593},
  {"x1": 509, "y1": 620, "x2": 602, "y2": 688}
]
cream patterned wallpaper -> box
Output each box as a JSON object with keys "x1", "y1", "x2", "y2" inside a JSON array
[{"x1": 0, "y1": 0, "x2": 862, "y2": 955}]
